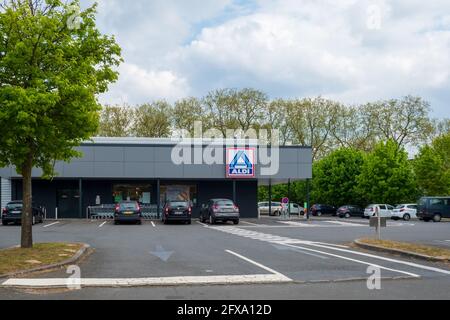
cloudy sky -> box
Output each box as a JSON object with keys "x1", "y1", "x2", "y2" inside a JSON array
[{"x1": 80, "y1": 0, "x2": 450, "y2": 118}]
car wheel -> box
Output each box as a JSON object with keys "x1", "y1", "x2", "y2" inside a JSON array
[
  {"x1": 344, "y1": 213, "x2": 351, "y2": 219},
  {"x1": 233, "y1": 220, "x2": 239, "y2": 225},
  {"x1": 187, "y1": 220, "x2": 192, "y2": 225},
  {"x1": 300, "y1": 211, "x2": 304, "y2": 216},
  {"x1": 403, "y1": 214, "x2": 411, "y2": 221},
  {"x1": 114, "y1": 221, "x2": 119, "y2": 225},
  {"x1": 32, "y1": 216, "x2": 36, "y2": 225},
  {"x1": 209, "y1": 215, "x2": 215, "y2": 225},
  {"x1": 433, "y1": 214, "x2": 442, "y2": 223},
  {"x1": 316, "y1": 211, "x2": 322, "y2": 217},
  {"x1": 2, "y1": 221, "x2": 8, "y2": 226},
  {"x1": 137, "y1": 220, "x2": 142, "y2": 225}
]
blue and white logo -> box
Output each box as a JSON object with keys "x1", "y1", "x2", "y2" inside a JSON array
[{"x1": 227, "y1": 148, "x2": 255, "y2": 178}]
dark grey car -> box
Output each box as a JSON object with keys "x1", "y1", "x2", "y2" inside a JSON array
[
  {"x1": 1, "y1": 201, "x2": 44, "y2": 226},
  {"x1": 200, "y1": 199, "x2": 240, "y2": 225},
  {"x1": 417, "y1": 197, "x2": 450, "y2": 222}
]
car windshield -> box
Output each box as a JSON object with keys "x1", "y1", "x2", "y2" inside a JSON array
[
  {"x1": 169, "y1": 201, "x2": 189, "y2": 207},
  {"x1": 216, "y1": 200, "x2": 234, "y2": 206},
  {"x1": 119, "y1": 202, "x2": 138, "y2": 210},
  {"x1": 395, "y1": 205, "x2": 405, "y2": 209},
  {"x1": 6, "y1": 203, "x2": 22, "y2": 210}
]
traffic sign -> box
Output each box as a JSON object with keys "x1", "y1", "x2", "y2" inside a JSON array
[{"x1": 282, "y1": 197, "x2": 289, "y2": 204}]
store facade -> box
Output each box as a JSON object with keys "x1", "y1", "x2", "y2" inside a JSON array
[{"x1": 0, "y1": 138, "x2": 312, "y2": 219}]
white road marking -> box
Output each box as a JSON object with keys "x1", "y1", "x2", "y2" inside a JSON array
[
  {"x1": 240, "y1": 221, "x2": 261, "y2": 226},
  {"x1": 98, "y1": 221, "x2": 107, "y2": 228},
  {"x1": 281, "y1": 243, "x2": 420, "y2": 278},
  {"x1": 325, "y1": 220, "x2": 366, "y2": 227},
  {"x1": 226, "y1": 250, "x2": 291, "y2": 280},
  {"x1": 306, "y1": 242, "x2": 450, "y2": 276},
  {"x1": 1, "y1": 274, "x2": 291, "y2": 288},
  {"x1": 277, "y1": 221, "x2": 319, "y2": 227},
  {"x1": 42, "y1": 222, "x2": 60, "y2": 228},
  {"x1": 196, "y1": 221, "x2": 208, "y2": 227},
  {"x1": 151, "y1": 221, "x2": 156, "y2": 227},
  {"x1": 211, "y1": 226, "x2": 450, "y2": 277}
]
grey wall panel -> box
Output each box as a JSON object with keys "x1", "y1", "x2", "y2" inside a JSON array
[
  {"x1": 154, "y1": 147, "x2": 174, "y2": 162},
  {"x1": 154, "y1": 163, "x2": 183, "y2": 178},
  {"x1": 94, "y1": 162, "x2": 124, "y2": 178},
  {"x1": 124, "y1": 162, "x2": 155, "y2": 177},
  {"x1": 124, "y1": 147, "x2": 155, "y2": 162},
  {"x1": 279, "y1": 149, "x2": 299, "y2": 163},
  {"x1": 94, "y1": 147, "x2": 124, "y2": 162},
  {"x1": 0, "y1": 167, "x2": 13, "y2": 177},
  {"x1": 183, "y1": 165, "x2": 212, "y2": 179},
  {"x1": 74, "y1": 147, "x2": 95, "y2": 162},
  {"x1": 298, "y1": 149, "x2": 313, "y2": 163},
  {"x1": 210, "y1": 165, "x2": 227, "y2": 178},
  {"x1": 274, "y1": 163, "x2": 299, "y2": 179},
  {"x1": 298, "y1": 164, "x2": 313, "y2": 179},
  {"x1": 63, "y1": 162, "x2": 95, "y2": 178}
]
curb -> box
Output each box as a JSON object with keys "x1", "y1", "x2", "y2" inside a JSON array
[
  {"x1": 354, "y1": 239, "x2": 449, "y2": 263},
  {"x1": 0, "y1": 243, "x2": 91, "y2": 279}
]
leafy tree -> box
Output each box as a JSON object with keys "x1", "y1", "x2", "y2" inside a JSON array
[
  {"x1": 414, "y1": 132, "x2": 450, "y2": 196},
  {"x1": 0, "y1": 0, "x2": 122, "y2": 248},
  {"x1": 312, "y1": 148, "x2": 364, "y2": 207},
  {"x1": 172, "y1": 97, "x2": 211, "y2": 137},
  {"x1": 133, "y1": 101, "x2": 172, "y2": 137},
  {"x1": 287, "y1": 97, "x2": 341, "y2": 161},
  {"x1": 356, "y1": 140, "x2": 418, "y2": 205},
  {"x1": 364, "y1": 96, "x2": 434, "y2": 150},
  {"x1": 98, "y1": 105, "x2": 133, "y2": 137}
]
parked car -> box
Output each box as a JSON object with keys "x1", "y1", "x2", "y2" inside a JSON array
[
  {"x1": 391, "y1": 204, "x2": 417, "y2": 221},
  {"x1": 114, "y1": 201, "x2": 142, "y2": 225},
  {"x1": 162, "y1": 200, "x2": 192, "y2": 225},
  {"x1": 289, "y1": 203, "x2": 305, "y2": 216},
  {"x1": 363, "y1": 204, "x2": 394, "y2": 218},
  {"x1": 336, "y1": 205, "x2": 364, "y2": 218},
  {"x1": 200, "y1": 199, "x2": 240, "y2": 225},
  {"x1": 258, "y1": 201, "x2": 283, "y2": 216},
  {"x1": 417, "y1": 197, "x2": 450, "y2": 222},
  {"x1": 310, "y1": 204, "x2": 337, "y2": 216},
  {"x1": 1, "y1": 201, "x2": 44, "y2": 226}
]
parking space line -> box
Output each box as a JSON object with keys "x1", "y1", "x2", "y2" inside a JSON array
[
  {"x1": 226, "y1": 250, "x2": 291, "y2": 280},
  {"x1": 196, "y1": 221, "x2": 208, "y2": 227},
  {"x1": 306, "y1": 242, "x2": 450, "y2": 276},
  {"x1": 240, "y1": 221, "x2": 261, "y2": 226},
  {"x1": 281, "y1": 243, "x2": 420, "y2": 278},
  {"x1": 98, "y1": 221, "x2": 107, "y2": 228},
  {"x1": 151, "y1": 221, "x2": 156, "y2": 227},
  {"x1": 43, "y1": 222, "x2": 60, "y2": 228}
]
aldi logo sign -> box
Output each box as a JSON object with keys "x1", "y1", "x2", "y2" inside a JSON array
[{"x1": 226, "y1": 148, "x2": 256, "y2": 178}]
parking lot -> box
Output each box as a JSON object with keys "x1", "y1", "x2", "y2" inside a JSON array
[{"x1": 1, "y1": 216, "x2": 450, "y2": 299}]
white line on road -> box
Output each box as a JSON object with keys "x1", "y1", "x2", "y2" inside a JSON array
[
  {"x1": 196, "y1": 221, "x2": 208, "y2": 227},
  {"x1": 43, "y1": 222, "x2": 60, "y2": 228},
  {"x1": 151, "y1": 221, "x2": 156, "y2": 227},
  {"x1": 240, "y1": 221, "x2": 261, "y2": 226},
  {"x1": 225, "y1": 250, "x2": 291, "y2": 280},
  {"x1": 306, "y1": 242, "x2": 450, "y2": 276},
  {"x1": 282, "y1": 243, "x2": 420, "y2": 278},
  {"x1": 98, "y1": 221, "x2": 107, "y2": 228},
  {"x1": 1, "y1": 274, "x2": 291, "y2": 288}
]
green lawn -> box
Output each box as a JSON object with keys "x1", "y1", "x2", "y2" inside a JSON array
[{"x1": 0, "y1": 243, "x2": 84, "y2": 275}]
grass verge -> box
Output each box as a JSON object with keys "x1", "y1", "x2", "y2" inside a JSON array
[
  {"x1": 358, "y1": 238, "x2": 450, "y2": 260},
  {"x1": 0, "y1": 243, "x2": 84, "y2": 275}
]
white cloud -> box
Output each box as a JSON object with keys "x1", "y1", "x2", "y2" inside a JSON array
[
  {"x1": 99, "y1": 63, "x2": 189, "y2": 105},
  {"x1": 87, "y1": 0, "x2": 450, "y2": 118}
]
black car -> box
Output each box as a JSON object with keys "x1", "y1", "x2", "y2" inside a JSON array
[
  {"x1": 310, "y1": 204, "x2": 337, "y2": 216},
  {"x1": 417, "y1": 197, "x2": 450, "y2": 222},
  {"x1": 114, "y1": 201, "x2": 142, "y2": 225},
  {"x1": 162, "y1": 200, "x2": 192, "y2": 225},
  {"x1": 200, "y1": 199, "x2": 240, "y2": 225},
  {"x1": 2, "y1": 201, "x2": 44, "y2": 226},
  {"x1": 336, "y1": 205, "x2": 364, "y2": 218}
]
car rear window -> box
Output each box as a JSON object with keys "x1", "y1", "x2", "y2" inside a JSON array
[
  {"x1": 216, "y1": 200, "x2": 234, "y2": 206},
  {"x1": 6, "y1": 203, "x2": 22, "y2": 210},
  {"x1": 395, "y1": 205, "x2": 405, "y2": 209},
  {"x1": 169, "y1": 201, "x2": 189, "y2": 207},
  {"x1": 120, "y1": 202, "x2": 138, "y2": 210}
]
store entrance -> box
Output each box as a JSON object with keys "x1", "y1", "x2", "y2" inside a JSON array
[{"x1": 112, "y1": 183, "x2": 152, "y2": 204}]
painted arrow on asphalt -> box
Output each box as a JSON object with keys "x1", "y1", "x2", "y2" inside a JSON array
[{"x1": 150, "y1": 245, "x2": 174, "y2": 262}]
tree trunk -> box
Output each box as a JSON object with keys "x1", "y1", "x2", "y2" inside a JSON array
[{"x1": 21, "y1": 154, "x2": 33, "y2": 249}]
